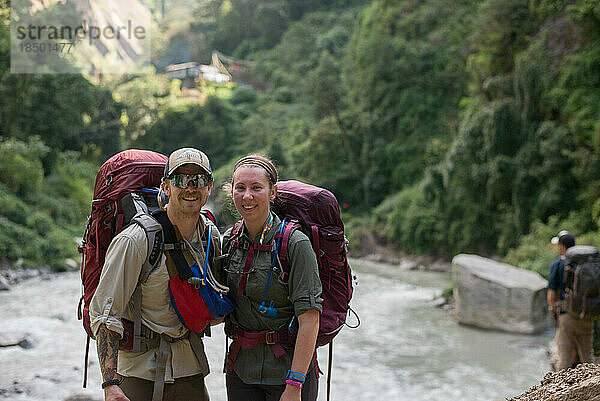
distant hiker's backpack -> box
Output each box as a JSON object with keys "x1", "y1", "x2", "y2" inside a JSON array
[
  {"x1": 563, "y1": 245, "x2": 600, "y2": 319},
  {"x1": 271, "y1": 180, "x2": 359, "y2": 347}
]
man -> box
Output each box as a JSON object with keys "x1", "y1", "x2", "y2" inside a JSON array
[
  {"x1": 547, "y1": 230, "x2": 594, "y2": 370},
  {"x1": 90, "y1": 148, "x2": 219, "y2": 401}
]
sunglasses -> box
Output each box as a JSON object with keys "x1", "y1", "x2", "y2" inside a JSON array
[{"x1": 170, "y1": 173, "x2": 211, "y2": 189}]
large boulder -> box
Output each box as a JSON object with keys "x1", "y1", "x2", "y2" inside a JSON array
[{"x1": 452, "y1": 254, "x2": 550, "y2": 334}]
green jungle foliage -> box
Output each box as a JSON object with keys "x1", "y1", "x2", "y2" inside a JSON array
[{"x1": 1, "y1": 0, "x2": 600, "y2": 277}]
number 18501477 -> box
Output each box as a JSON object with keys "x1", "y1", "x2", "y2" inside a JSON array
[{"x1": 19, "y1": 42, "x2": 73, "y2": 53}]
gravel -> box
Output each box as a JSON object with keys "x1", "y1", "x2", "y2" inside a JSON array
[{"x1": 507, "y1": 363, "x2": 600, "y2": 401}]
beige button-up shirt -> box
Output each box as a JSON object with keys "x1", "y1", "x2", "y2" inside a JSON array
[{"x1": 89, "y1": 220, "x2": 213, "y2": 382}]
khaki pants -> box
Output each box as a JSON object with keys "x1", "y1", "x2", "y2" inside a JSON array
[
  {"x1": 556, "y1": 313, "x2": 594, "y2": 370},
  {"x1": 118, "y1": 374, "x2": 209, "y2": 401}
]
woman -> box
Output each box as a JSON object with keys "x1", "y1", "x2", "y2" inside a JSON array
[{"x1": 220, "y1": 155, "x2": 322, "y2": 401}]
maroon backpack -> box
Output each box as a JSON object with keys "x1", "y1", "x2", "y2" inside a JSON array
[
  {"x1": 272, "y1": 180, "x2": 358, "y2": 347},
  {"x1": 77, "y1": 149, "x2": 168, "y2": 386},
  {"x1": 274, "y1": 180, "x2": 359, "y2": 401}
]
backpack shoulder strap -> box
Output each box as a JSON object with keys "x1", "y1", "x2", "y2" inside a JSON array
[
  {"x1": 129, "y1": 211, "x2": 164, "y2": 353},
  {"x1": 275, "y1": 219, "x2": 301, "y2": 281},
  {"x1": 226, "y1": 220, "x2": 245, "y2": 252},
  {"x1": 131, "y1": 212, "x2": 164, "y2": 282},
  {"x1": 232, "y1": 219, "x2": 244, "y2": 236},
  {"x1": 277, "y1": 220, "x2": 300, "y2": 266},
  {"x1": 201, "y1": 209, "x2": 216, "y2": 224},
  {"x1": 153, "y1": 211, "x2": 193, "y2": 281},
  {"x1": 201, "y1": 213, "x2": 220, "y2": 266}
]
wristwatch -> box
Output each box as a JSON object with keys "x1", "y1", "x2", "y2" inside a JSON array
[{"x1": 286, "y1": 370, "x2": 306, "y2": 384}]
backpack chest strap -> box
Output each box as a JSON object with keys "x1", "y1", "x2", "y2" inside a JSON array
[
  {"x1": 236, "y1": 242, "x2": 273, "y2": 296},
  {"x1": 162, "y1": 242, "x2": 203, "y2": 251}
]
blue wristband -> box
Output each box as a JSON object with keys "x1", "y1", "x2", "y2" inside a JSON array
[{"x1": 286, "y1": 370, "x2": 306, "y2": 383}]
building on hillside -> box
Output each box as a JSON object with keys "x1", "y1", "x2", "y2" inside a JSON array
[
  {"x1": 199, "y1": 64, "x2": 231, "y2": 83},
  {"x1": 165, "y1": 62, "x2": 202, "y2": 88},
  {"x1": 165, "y1": 53, "x2": 232, "y2": 88},
  {"x1": 212, "y1": 50, "x2": 263, "y2": 88}
]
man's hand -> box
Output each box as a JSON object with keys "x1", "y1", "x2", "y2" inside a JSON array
[{"x1": 104, "y1": 384, "x2": 130, "y2": 401}]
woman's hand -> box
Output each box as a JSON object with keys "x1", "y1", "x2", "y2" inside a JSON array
[{"x1": 279, "y1": 383, "x2": 302, "y2": 401}]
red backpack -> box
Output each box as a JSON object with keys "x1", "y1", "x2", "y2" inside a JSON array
[{"x1": 77, "y1": 149, "x2": 168, "y2": 386}]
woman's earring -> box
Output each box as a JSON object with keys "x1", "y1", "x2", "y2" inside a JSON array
[{"x1": 157, "y1": 187, "x2": 169, "y2": 210}]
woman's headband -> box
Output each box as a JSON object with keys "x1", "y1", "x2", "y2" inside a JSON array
[{"x1": 233, "y1": 155, "x2": 278, "y2": 184}]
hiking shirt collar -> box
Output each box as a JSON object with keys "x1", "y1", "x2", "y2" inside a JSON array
[{"x1": 238, "y1": 214, "x2": 282, "y2": 246}]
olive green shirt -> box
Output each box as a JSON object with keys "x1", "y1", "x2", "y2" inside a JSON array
[{"x1": 221, "y1": 215, "x2": 322, "y2": 385}]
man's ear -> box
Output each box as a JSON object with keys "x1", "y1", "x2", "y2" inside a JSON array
[{"x1": 162, "y1": 179, "x2": 170, "y2": 197}]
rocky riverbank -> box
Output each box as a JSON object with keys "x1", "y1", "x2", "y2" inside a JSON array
[
  {"x1": 349, "y1": 229, "x2": 451, "y2": 272},
  {"x1": 0, "y1": 266, "x2": 54, "y2": 291},
  {"x1": 507, "y1": 363, "x2": 600, "y2": 401}
]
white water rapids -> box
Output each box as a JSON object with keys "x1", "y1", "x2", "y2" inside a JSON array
[{"x1": 0, "y1": 259, "x2": 552, "y2": 400}]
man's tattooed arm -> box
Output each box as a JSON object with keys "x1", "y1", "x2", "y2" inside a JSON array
[
  {"x1": 96, "y1": 325, "x2": 129, "y2": 400},
  {"x1": 96, "y1": 324, "x2": 121, "y2": 382}
]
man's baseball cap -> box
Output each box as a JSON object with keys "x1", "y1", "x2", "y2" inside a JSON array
[
  {"x1": 164, "y1": 148, "x2": 212, "y2": 179},
  {"x1": 551, "y1": 230, "x2": 575, "y2": 247}
]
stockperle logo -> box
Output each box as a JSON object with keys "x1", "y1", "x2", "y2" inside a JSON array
[{"x1": 10, "y1": 0, "x2": 151, "y2": 74}]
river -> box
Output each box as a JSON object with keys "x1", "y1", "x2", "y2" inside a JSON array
[{"x1": 0, "y1": 259, "x2": 552, "y2": 401}]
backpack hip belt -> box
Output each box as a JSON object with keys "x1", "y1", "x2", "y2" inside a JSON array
[
  {"x1": 224, "y1": 320, "x2": 293, "y2": 371},
  {"x1": 224, "y1": 320, "x2": 320, "y2": 381}
]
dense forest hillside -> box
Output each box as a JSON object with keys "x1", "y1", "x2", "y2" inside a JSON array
[{"x1": 0, "y1": 0, "x2": 599, "y2": 276}]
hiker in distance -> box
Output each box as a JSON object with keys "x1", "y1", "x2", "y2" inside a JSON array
[
  {"x1": 90, "y1": 148, "x2": 224, "y2": 401},
  {"x1": 220, "y1": 155, "x2": 322, "y2": 401},
  {"x1": 547, "y1": 230, "x2": 594, "y2": 369}
]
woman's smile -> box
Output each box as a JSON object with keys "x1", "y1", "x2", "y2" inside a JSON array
[{"x1": 232, "y1": 166, "x2": 276, "y2": 238}]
